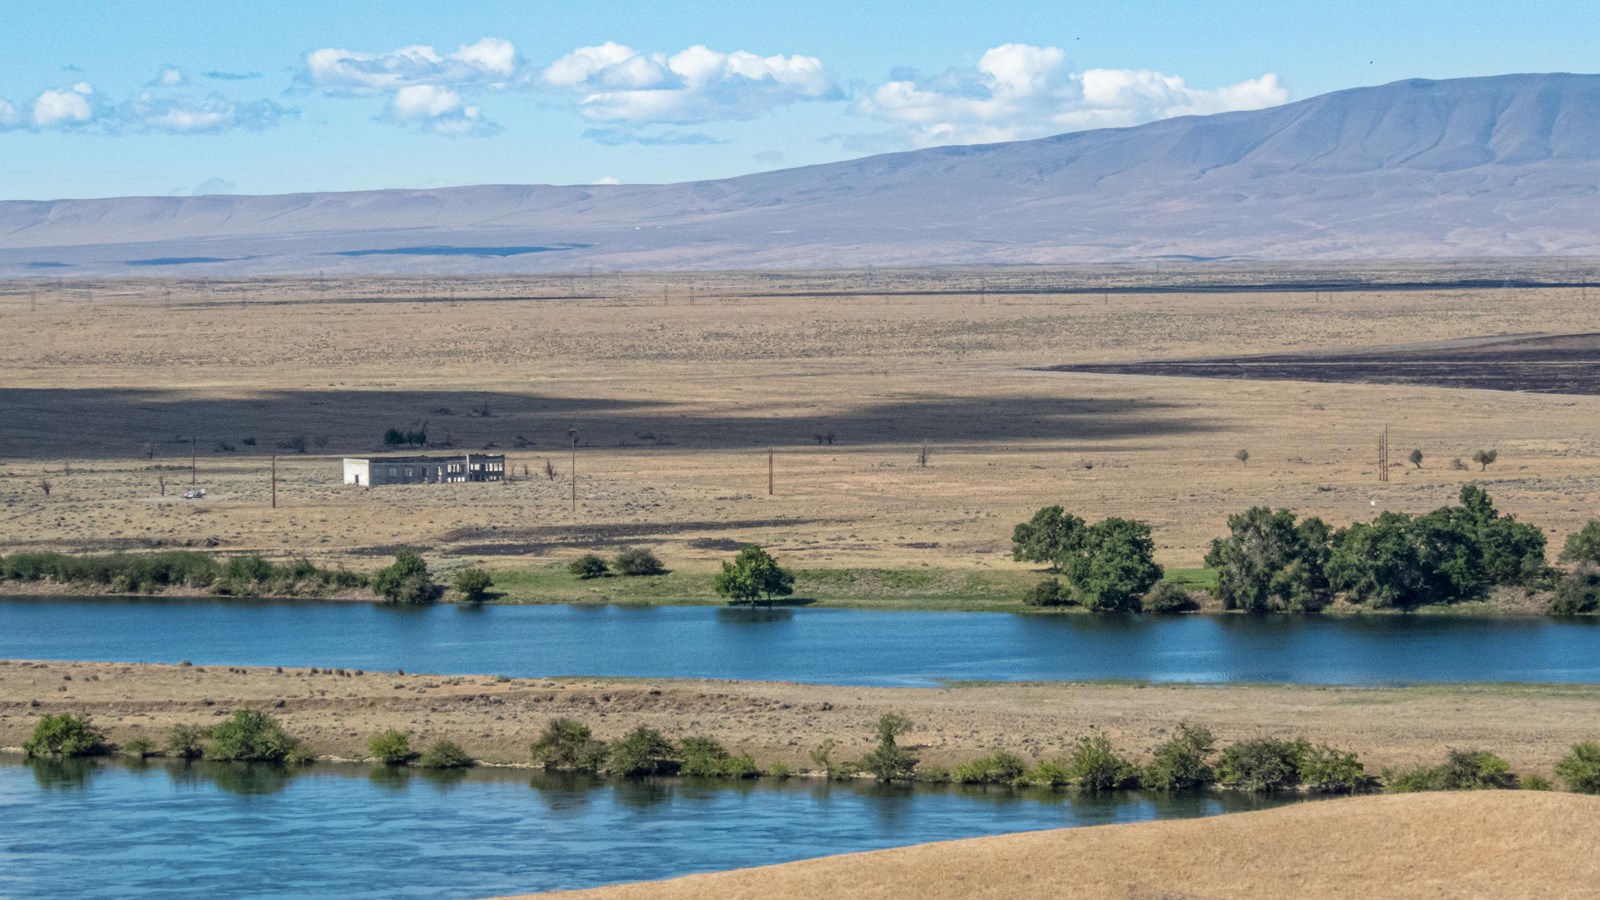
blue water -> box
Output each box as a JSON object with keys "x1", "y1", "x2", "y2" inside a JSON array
[
  {"x1": 1, "y1": 596, "x2": 1597, "y2": 684},
  {"x1": 0, "y1": 758, "x2": 1291, "y2": 899}
]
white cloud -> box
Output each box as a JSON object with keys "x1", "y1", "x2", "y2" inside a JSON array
[
  {"x1": 857, "y1": 44, "x2": 1286, "y2": 147},
  {"x1": 386, "y1": 84, "x2": 495, "y2": 136},
  {"x1": 33, "y1": 82, "x2": 94, "y2": 126},
  {"x1": 0, "y1": 98, "x2": 20, "y2": 128},
  {"x1": 591, "y1": 176, "x2": 622, "y2": 185},
  {"x1": 543, "y1": 42, "x2": 838, "y2": 124},
  {"x1": 304, "y1": 37, "x2": 517, "y2": 95},
  {"x1": 157, "y1": 67, "x2": 184, "y2": 86}
]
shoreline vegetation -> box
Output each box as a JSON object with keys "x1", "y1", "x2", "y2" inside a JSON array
[{"x1": 13, "y1": 705, "x2": 1600, "y2": 800}]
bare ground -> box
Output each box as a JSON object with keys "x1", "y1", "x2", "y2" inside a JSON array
[
  {"x1": 4, "y1": 660, "x2": 1598, "y2": 772},
  {"x1": 525, "y1": 791, "x2": 1600, "y2": 900}
]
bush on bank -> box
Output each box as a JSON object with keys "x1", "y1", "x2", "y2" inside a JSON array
[{"x1": 0, "y1": 550, "x2": 365, "y2": 598}]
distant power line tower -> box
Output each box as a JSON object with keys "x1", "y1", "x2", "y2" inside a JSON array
[{"x1": 1377, "y1": 426, "x2": 1390, "y2": 482}]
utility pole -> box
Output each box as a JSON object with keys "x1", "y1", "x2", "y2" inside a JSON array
[
  {"x1": 767, "y1": 447, "x2": 774, "y2": 496},
  {"x1": 568, "y1": 428, "x2": 578, "y2": 512},
  {"x1": 271, "y1": 454, "x2": 277, "y2": 508},
  {"x1": 191, "y1": 433, "x2": 198, "y2": 485}
]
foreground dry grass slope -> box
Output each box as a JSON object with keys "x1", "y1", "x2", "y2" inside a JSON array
[
  {"x1": 1, "y1": 269, "x2": 1598, "y2": 575},
  {"x1": 528, "y1": 792, "x2": 1600, "y2": 900}
]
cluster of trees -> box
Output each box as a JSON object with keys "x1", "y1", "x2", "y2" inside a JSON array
[
  {"x1": 382, "y1": 426, "x2": 428, "y2": 449},
  {"x1": 1015, "y1": 487, "x2": 1600, "y2": 615},
  {"x1": 26, "y1": 710, "x2": 313, "y2": 764},
  {"x1": 366, "y1": 729, "x2": 475, "y2": 768},
  {"x1": 530, "y1": 718, "x2": 761, "y2": 778},
  {"x1": 1, "y1": 551, "x2": 366, "y2": 598},
  {"x1": 1011, "y1": 507, "x2": 1166, "y2": 612},
  {"x1": 369, "y1": 551, "x2": 494, "y2": 603},
  {"x1": 567, "y1": 547, "x2": 668, "y2": 580}
]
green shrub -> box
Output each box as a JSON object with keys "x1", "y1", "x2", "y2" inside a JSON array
[
  {"x1": 224, "y1": 554, "x2": 274, "y2": 586},
  {"x1": 372, "y1": 550, "x2": 439, "y2": 603},
  {"x1": 677, "y1": 736, "x2": 758, "y2": 778},
  {"x1": 1030, "y1": 758, "x2": 1073, "y2": 787},
  {"x1": 123, "y1": 737, "x2": 156, "y2": 759},
  {"x1": 1144, "y1": 722, "x2": 1216, "y2": 791},
  {"x1": 1012, "y1": 506, "x2": 1087, "y2": 568},
  {"x1": 608, "y1": 727, "x2": 678, "y2": 776},
  {"x1": 1297, "y1": 743, "x2": 1367, "y2": 793},
  {"x1": 368, "y1": 729, "x2": 416, "y2": 765},
  {"x1": 1387, "y1": 748, "x2": 1519, "y2": 792},
  {"x1": 1023, "y1": 578, "x2": 1072, "y2": 607},
  {"x1": 765, "y1": 762, "x2": 793, "y2": 779},
  {"x1": 23, "y1": 714, "x2": 108, "y2": 758},
  {"x1": 1562, "y1": 521, "x2": 1600, "y2": 567},
  {"x1": 1063, "y1": 517, "x2": 1163, "y2": 612},
  {"x1": 860, "y1": 713, "x2": 918, "y2": 782},
  {"x1": 1555, "y1": 742, "x2": 1600, "y2": 794},
  {"x1": 912, "y1": 764, "x2": 950, "y2": 783},
  {"x1": 417, "y1": 740, "x2": 474, "y2": 769},
  {"x1": 531, "y1": 719, "x2": 608, "y2": 771},
  {"x1": 1217, "y1": 738, "x2": 1304, "y2": 792},
  {"x1": 452, "y1": 568, "x2": 494, "y2": 602},
  {"x1": 167, "y1": 723, "x2": 208, "y2": 759},
  {"x1": 953, "y1": 750, "x2": 1030, "y2": 784},
  {"x1": 1522, "y1": 774, "x2": 1555, "y2": 791},
  {"x1": 206, "y1": 709, "x2": 306, "y2": 762},
  {"x1": 1064, "y1": 732, "x2": 1140, "y2": 791},
  {"x1": 1144, "y1": 581, "x2": 1200, "y2": 614},
  {"x1": 1550, "y1": 567, "x2": 1600, "y2": 615},
  {"x1": 568, "y1": 554, "x2": 610, "y2": 579},
  {"x1": 613, "y1": 547, "x2": 667, "y2": 577},
  {"x1": 1383, "y1": 764, "x2": 1443, "y2": 793}
]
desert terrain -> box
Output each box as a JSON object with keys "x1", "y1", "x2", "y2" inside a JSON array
[
  {"x1": 3, "y1": 660, "x2": 1596, "y2": 773},
  {"x1": 528, "y1": 791, "x2": 1600, "y2": 900},
  {"x1": 1, "y1": 267, "x2": 1598, "y2": 588}
]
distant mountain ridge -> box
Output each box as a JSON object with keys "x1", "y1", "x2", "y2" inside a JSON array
[{"x1": 4, "y1": 73, "x2": 1600, "y2": 275}]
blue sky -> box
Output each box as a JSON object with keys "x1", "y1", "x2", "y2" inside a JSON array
[{"x1": 3, "y1": 0, "x2": 1598, "y2": 199}]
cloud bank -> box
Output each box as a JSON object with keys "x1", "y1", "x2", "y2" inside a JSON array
[
  {"x1": 857, "y1": 44, "x2": 1286, "y2": 146},
  {"x1": 0, "y1": 77, "x2": 292, "y2": 134}
]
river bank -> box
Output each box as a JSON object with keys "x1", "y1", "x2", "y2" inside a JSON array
[{"x1": 4, "y1": 660, "x2": 1598, "y2": 773}]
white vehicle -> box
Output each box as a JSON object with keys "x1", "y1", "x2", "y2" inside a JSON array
[{"x1": 182, "y1": 488, "x2": 207, "y2": 500}]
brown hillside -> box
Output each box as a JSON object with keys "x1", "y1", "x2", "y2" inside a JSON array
[{"x1": 524, "y1": 792, "x2": 1600, "y2": 900}]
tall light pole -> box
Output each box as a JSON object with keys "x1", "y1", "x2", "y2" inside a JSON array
[{"x1": 568, "y1": 428, "x2": 578, "y2": 512}]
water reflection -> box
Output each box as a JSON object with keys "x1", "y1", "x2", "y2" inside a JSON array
[
  {"x1": 26, "y1": 756, "x2": 97, "y2": 789},
  {"x1": 715, "y1": 607, "x2": 795, "y2": 625}
]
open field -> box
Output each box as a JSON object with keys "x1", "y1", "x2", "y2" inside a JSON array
[
  {"x1": 1, "y1": 267, "x2": 1599, "y2": 584},
  {"x1": 528, "y1": 791, "x2": 1600, "y2": 900},
  {"x1": 4, "y1": 660, "x2": 1599, "y2": 772}
]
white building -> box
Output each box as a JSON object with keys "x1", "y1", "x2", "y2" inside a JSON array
[{"x1": 343, "y1": 453, "x2": 506, "y2": 486}]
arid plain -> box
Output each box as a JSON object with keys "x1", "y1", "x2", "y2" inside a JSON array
[{"x1": 2, "y1": 266, "x2": 1599, "y2": 582}]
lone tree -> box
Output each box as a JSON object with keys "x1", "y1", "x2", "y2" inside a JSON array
[
  {"x1": 1409, "y1": 448, "x2": 1424, "y2": 469},
  {"x1": 452, "y1": 567, "x2": 493, "y2": 602},
  {"x1": 714, "y1": 544, "x2": 795, "y2": 606},
  {"x1": 861, "y1": 712, "x2": 918, "y2": 781},
  {"x1": 1235, "y1": 448, "x2": 1250, "y2": 465},
  {"x1": 372, "y1": 550, "x2": 439, "y2": 603},
  {"x1": 1472, "y1": 448, "x2": 1498, "y2": 471}
]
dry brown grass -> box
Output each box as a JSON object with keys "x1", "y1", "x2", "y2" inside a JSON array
[
  {"x1": 524, "y1": 791, "x2": 1600, "y2": 900},
  {"x1": 0, "y1": 270, "x2": 1598, "y2": 577},
  {"x1": 4, "y1": 661, "x2": 1598, "y2": 772}
]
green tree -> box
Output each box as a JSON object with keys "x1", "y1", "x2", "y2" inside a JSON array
[
  {"x1": 452, "y1": 567, "x2": 493, "y2": 601},
  {"x1": 568, "y1": 553, "x2": 610, "y2": 579},
  {"x1": 1328, "y1": 513, "x2": 1432, "y2": 610},
  {"x1": 206, "y1": 709, "x2": 306, "y2": 762},
  {"x1": 678, "y1": 736, "x2": 759, "y2": 778},
  {"x1": 1435, "y1": 748, "x2": 1518, "y2": 790},
  {"x1": 614, "y1": 547, "x2": 667, "y2": 576},
  {"x1": 1205, "y1": 507, "x2": 1332, "y2": 612},
  {"x1": 1216, "y1": 738, "x2": 1304, "y2": 792},
  {"x1": 1011, "y1": 506, "x2": 1087, "y2": 569},
  {"x1": 530, "y1": 719, "x2": 607, "y2": 772},
  {"x1": 1023, "y1": 578, "x2": 1072, "y2": 607},
  {"x1": 1472, "y1": 448, "x2": 1498, "y2": 471},
  {"x1": 608, "y1": 727, "x2": 678, "y2": 776},
  {"x1": 713, "y1": 545, "x2": 795, "y2": 606},
  {"x1": 1555, "y1": 742, "x2": 1600, "y2": 794},
  {"x1": 368, "y1": 729, "x2": 416, "y2": 765},
  {"x1": 953, "y1": 750, "x2": 1029, "y2": 784},
  {"x1": 1062, "y1": 517, "x2": 1162, "y2": 612},
  {"x1": 1064, "y1": 732, "x2": 1140, "y2": 791},
  {"x1": 1144, "y1": 722, "x2": 1215, "y2": 791},
  {"x1": 1561, "y1": 520, "x2": 1600, "y2": 567},
  {"x1": 372, "y1": 550, "x2": 438, "y2": 603},
  {"x1": 167, "y1": 723, "x2": 208, "y2": 759},
  {"x1": 1409, "y1": 448, "x2": 1424, "y2": 469},
  {"x1": 1550, "y1": 567, "x2": 1600, "y2": 615},
  {"x1": 23, "y1": 714, "x2": 108, "y2": 758},
  {"x1": 860, "y1": 712, "x2": 918, "y2": 781},
  {"x1": 1297, "y1": 743, "x2": 1366, "y2": 793},
  {"x1": 417, "y1": 740, "x2": 474, "y2": 769},
  {"x1": 1143, "y1": 581, "x2": 1199, "y2": 613}
]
